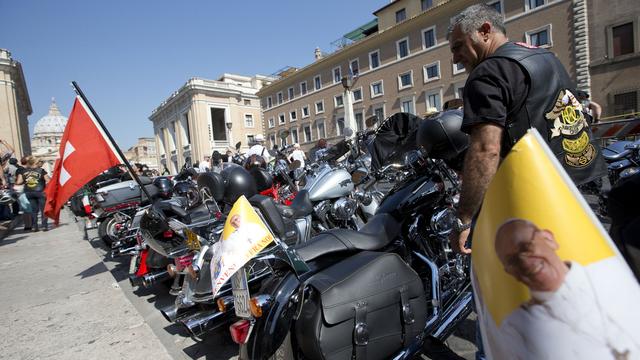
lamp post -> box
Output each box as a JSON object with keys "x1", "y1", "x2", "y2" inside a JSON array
[{"x1": 341, "y1": 76, "x2": 357, "y2": 140}]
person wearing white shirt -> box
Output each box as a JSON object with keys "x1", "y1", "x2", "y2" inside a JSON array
[
  {"x1": 198, "y1": 156, "x2": 210, "y2": 173},
  {"x1": 489, "y1": 219, "x2": 640, "y2": 360},
  {"x1": 246, "y1": 134, "x2": 271, "y2": 164},
  {"x1": 288, "y1": 143, "x2": 306, "y2": 169}
]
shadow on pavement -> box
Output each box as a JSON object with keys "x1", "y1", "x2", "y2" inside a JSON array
[{"x1": 75, "y1": 261, "x2": 110, "y2": 279}]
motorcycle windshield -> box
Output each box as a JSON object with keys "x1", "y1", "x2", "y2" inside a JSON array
[
  {"x1": 368, "y1": 112, "x2": 423, "y2": 171},
  {"x1": 323, "y1": 139, "x2": 351, "y2": 162}
]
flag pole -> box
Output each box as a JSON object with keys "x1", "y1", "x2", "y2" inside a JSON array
[{"x1": 70, "y1": 81, "x2": 155, "y2": 203}]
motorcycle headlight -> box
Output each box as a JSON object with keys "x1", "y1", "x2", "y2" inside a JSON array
[{"x1": 430, "y1": 208, "x2": 456, "y2": 236}]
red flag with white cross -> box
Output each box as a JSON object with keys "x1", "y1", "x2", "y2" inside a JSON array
[{"x1": 44, "y1": 96, "x2": 122, "y2": 223}]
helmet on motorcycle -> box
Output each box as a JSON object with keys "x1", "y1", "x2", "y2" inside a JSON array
[
  {"x1": 152, "y1": 177, "x2": 174, "y2": 199},
  {"x1": 416, "y1": 109, "x2": 469, "y2": 171},
  {"x1": 0, "y1": 190, "x2": 15, "y2": 205},
  {"x1": 249, "y1": 166, "x2": 273, "y2": 192},
  {"x1": 221, "y1": 164, "x2": 257, "y2": 205},
  {"x1": 173, "y1": 181, "x2": 202, "y2": 209}
]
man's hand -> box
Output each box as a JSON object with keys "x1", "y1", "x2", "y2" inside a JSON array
[{"x1": 449, "y1": 228, "x2": 472, "y2": 254}]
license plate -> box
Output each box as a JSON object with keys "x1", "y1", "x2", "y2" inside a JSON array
[
  {"x1": 231, "y1": 270, "x2": 252, "y2": 318},
  {"x1": 183, "y1": 228, "x2": 201, "y2": 251}
]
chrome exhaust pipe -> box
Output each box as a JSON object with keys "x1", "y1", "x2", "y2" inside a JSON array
[
  {"x1": 177, "y1": 309, "x2": 227, "y2": 338},
  {"x1": 160, "y1": 304, "x2": 197, "y2": 323},
  {"x1": 141, "y1": 270, "x2": 170, "y2": 288}
]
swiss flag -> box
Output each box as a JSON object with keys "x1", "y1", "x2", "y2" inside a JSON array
[{"x1": 44, "y1": 96, "x2": 122, "y2": 223}]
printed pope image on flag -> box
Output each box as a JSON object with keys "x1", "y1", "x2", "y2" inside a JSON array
[
  {"x1": 472, "y1": 130, "x2": 640, "y2": 360},
  {"x1": 210, "y1": 196, "x2": 273, "y2": 298}
]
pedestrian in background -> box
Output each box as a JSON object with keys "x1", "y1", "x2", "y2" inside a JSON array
[{"x1": 16, "y1": 156, "x2": 50, "y2": 231}]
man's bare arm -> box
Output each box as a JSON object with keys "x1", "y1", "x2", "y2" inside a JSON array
[{"x1": 458, "y1": 123, "x2": 503, "y2": 223}]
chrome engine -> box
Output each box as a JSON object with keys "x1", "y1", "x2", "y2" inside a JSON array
[{"x1": 331, "y1": 197, "x2": 358, "y2": 221}]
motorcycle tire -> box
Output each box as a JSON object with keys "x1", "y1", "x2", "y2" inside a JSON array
[
  {"x1": 268, "y1": 332, "x2": 295, "y2": 360},
  {"x1": 98, "y1": 216, "x2": 118, "y2": 247}
]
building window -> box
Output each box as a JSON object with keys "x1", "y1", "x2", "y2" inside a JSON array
[
  {"x1": 453, "y1": 62, "x2": 466, "y2": 75},
  {"x1": 369, "y1": 50, "x2": 380, "y2": 70},
  {"x1": 398, "y1": 71, "x2": 413, "y2": 90},
  {"x1": 268, "y1": 117, "x2": 275, "y2": 128},
  {"x1": 336, "y1": 117, "x2": 345, "y2": 136},
  {"x1": 401, "y1": 98, "x2": 415, "y2": 114},
  {"x1": 612, "y1": 22, "x2": 635, "y2": 57},
  {"x1": 487, "y1": 0, "x2": 502, "y2": 13},
  {"x1": 526, "y1": 0, "x2": 545, "y2": 11},
  {"x1": 421, "y1": 0, "x2": 433, "y2": 11},
  {"x1": 373, "y1": 105, "x2": 385, "y2": 122},
  {"x1": 269, "y1": 134, "x2": 276, "y2": 149},
  {"x1": 455, "y1": 83, "x2": 465, "y2": 99},
  {"x1": 613, "y1": 91, "x2": 638, "y2": 115},
  {"x1": 302, "y1": 105, "x2": 310, "y2": 118},
  {"x1": 333, "y1": 66, "x2": 342, "y2": 84},
  {"x1": 395, "y1": 8, "x2": 406, "y2": 23},
  {"x1": 267, "y1": 96, "x2": 273, "y2": 108},
  {"x1": 423, "y1": 61, "x2": 441, "y2": 82},
  {"x1": 335, "y1": 94, "x2": 344, "y2": 108},
  {"x1": 290, "y1": 110, "x2": 297, "y2": 122},
  {"x1": 300, "y1": 81, "x2": 308, "y2": 95},
  {"x1": 277, "y1": 92, "x2": 283, "y2": 104},
  {"x1": 526, "y1": 25, "x2": 552, "y2": 47},
  {"x1": 425, "y1": 89, "x2": 442, "y2": 111},
  {"x1": 352, "y1": 87, "x2": 363, "y2": 102},
  {"x1": 279, "y1": 113, "x2": 286, "y2": 124},
  {"x1": 371, "y1": 80, "x2": 384, "y2": 98},
  {"x1": 355, "y1": 112, "x2": 364, "y2": 131},
  {"x1": 304, "y1": 124, "x2": 312, "y2": 142},
  {"x1": 291, "y1": 128, "x2": 299, "y2": 144},
  {"x1": 350, "y1": 59, "x2": 360, "y2": 76},
  {"x1": 314, "y1": 75, "x2": 322, "y2": 90},
  {"x1": 281, "y1": 134, "x2": 288, "y2": 147},
  {"x1": 315, "y1": 100, "x2": 325, "y2": 114},
  {"x1": 397, "y1": 37, "x2": 410, "y2": 59},
  {"x1": 244, "y1": 99, "x2": 251, "y2": 106},
  {"x1": 247, "y1": 134, "x2": 255, "y2": 144},
  {"x1": 317, "y1": 120, "x2": 326, "y2": 139},
  {"x1": 288, "y1": 87, "x2": 294, "y2": 100},
  {"x1": 244, "y1": 114, "x2": 254, "y2": 127},
  {"x1": 422, "y1": 27, "x2": 436, "y2": 50}
]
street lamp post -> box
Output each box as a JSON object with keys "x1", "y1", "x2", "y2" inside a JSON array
[{"x1": 341, "y1": 76, "x2": 357, "y2": 140}]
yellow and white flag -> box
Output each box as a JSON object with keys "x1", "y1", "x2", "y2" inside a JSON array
[
  {"x1": 472, "y1": 130, "x2": 640, "y2": 359},
  {"x1": 210, "y1": 196, "x2": 274, "y2": 298}
]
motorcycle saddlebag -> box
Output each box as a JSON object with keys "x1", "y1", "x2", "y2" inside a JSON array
[{"x1": 295, "y1": 251, "x2": 427, "y2": 360}]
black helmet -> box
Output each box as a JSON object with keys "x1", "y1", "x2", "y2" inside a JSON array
[
  {"x1": 416, "y1": 109, "x2": 469, "y2": 171},
  {"x1": 221, "y1": 164, "x2": 257, "y2": 205},
  {"x1": 197, "y1": 172, "x2": 225, "y2": 202},
  {"x1": 153, "y1": 177, "x2": 174, "y2": 199},
  {"x1": 173, "y1": 181, "x2": 202, "y2": 209},
  {"x1": 139, "y1": 201, "x2": 190, "y2": 258},
  {"x1": 244, "y1": 154, "x2": 267, "y2": 170},
  {"x1": 249, "y1": 167, "x2": 273, "y2": 192}
]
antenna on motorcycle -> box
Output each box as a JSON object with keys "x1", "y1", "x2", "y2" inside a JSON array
[{"x1": 71, "y1": 81, "x2": 155, "y2": 204}]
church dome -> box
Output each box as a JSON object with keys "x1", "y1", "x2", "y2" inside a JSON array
[{"x1": 33, "y1": 98, "x2": 67, "y2": 135}]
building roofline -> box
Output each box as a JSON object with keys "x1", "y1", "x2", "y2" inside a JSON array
[{"x1": 373, "y1": 0, "x2": 399, "y2": 15}]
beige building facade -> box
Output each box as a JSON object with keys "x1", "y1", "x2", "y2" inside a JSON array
[
  {"x1": 0, "y1": 49, "x2": 32, "y2": 158},
  {"x1": 258, "y1": 0, "x2": 587, "y2": 151},
  {"x1": 588, "y1": 0, "x2": 640, "y2": 117},
  {"x1": 124, "y1": 137, "x2": 159, "y2": 171},
  {"x1": 149, "y1": 74, "x2": 273, "y2": 174}
]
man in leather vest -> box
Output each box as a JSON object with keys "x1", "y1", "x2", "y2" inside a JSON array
[{"x1": 447, "y1": 4, "x2": 606, "y2": 255}]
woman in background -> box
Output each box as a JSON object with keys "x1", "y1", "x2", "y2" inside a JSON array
[{"x1": 16, "y1": 156, "x2": 50, "y2": 231}]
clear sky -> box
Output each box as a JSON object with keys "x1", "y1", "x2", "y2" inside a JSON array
[{"x1": 1, "y1": 0, "x2": 387, "y2": 150}]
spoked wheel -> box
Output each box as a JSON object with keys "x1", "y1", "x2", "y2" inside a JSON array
[{"x1": 98, "y1": 216, "x2": 119, "y2": 247}]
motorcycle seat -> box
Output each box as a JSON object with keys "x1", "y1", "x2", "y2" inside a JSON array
[
  {"x1": 276, "y1": 189, "x2": 313, "y2": 219},
  {"x1": 294, "y1": 213, "x2": 400, "y2": 262}
]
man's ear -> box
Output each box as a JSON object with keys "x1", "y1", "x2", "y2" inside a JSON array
[
  {"x1": 541, "y1": 229, "x2": 559, "y2": 250},
  {"x1": 478, "y1": 22, "x2": 492, "y2": 39}
]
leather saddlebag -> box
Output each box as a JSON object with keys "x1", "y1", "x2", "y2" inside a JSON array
[{"x1": 294, "y1": 251, "x2": 427, "y2": 360}]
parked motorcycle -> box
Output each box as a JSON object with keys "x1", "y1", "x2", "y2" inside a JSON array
[{"x1": 225, "y1": 110, "x2": 472, "y2": 360}]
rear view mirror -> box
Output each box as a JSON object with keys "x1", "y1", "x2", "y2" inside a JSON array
[
  {"x1": 235, "y1": 142, "x2": 242, "y2": 150},
  {"x1": 344, "y1": 128, "x2": 354, "y2": 137},
  {"x1": 365, "y1": 115, "x2": 378, "y2": 128},
  {"x1": 279, "y1": 130, "x2": 290, "y2": 140}
]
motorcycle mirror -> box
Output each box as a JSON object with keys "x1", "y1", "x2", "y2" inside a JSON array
[
  {"x1": 344, "y1": 127, "x2": 354, "y2": 138},
  {"x1": 279, "y1": 130, "x2": 290, "y2": 140},
  {"x1": 235, "y1": 142, "x2": 242, "y2": 151},
  {"x1": 365, "y1": 115, "x2": 378, "y2": 128},
  {"x1": 184, "y1": 157, "x2": 192, "y2": 166}
]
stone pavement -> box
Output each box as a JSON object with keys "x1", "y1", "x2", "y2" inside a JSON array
[{"x1": 0, "y1": 210, "x2": 171, "y2": 360}]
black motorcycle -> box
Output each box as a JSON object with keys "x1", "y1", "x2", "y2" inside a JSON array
[{"x1": 223, "y1": 111, "x2": 472, "y2": 360}]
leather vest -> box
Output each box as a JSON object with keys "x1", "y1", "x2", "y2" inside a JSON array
[{"x1": 488, "y1": 42, "x2": 606, "y2": 185}]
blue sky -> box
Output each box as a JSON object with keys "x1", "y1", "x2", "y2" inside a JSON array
[{"x1": 1, "y1": 0, "x2": 387, "y2": 149}]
